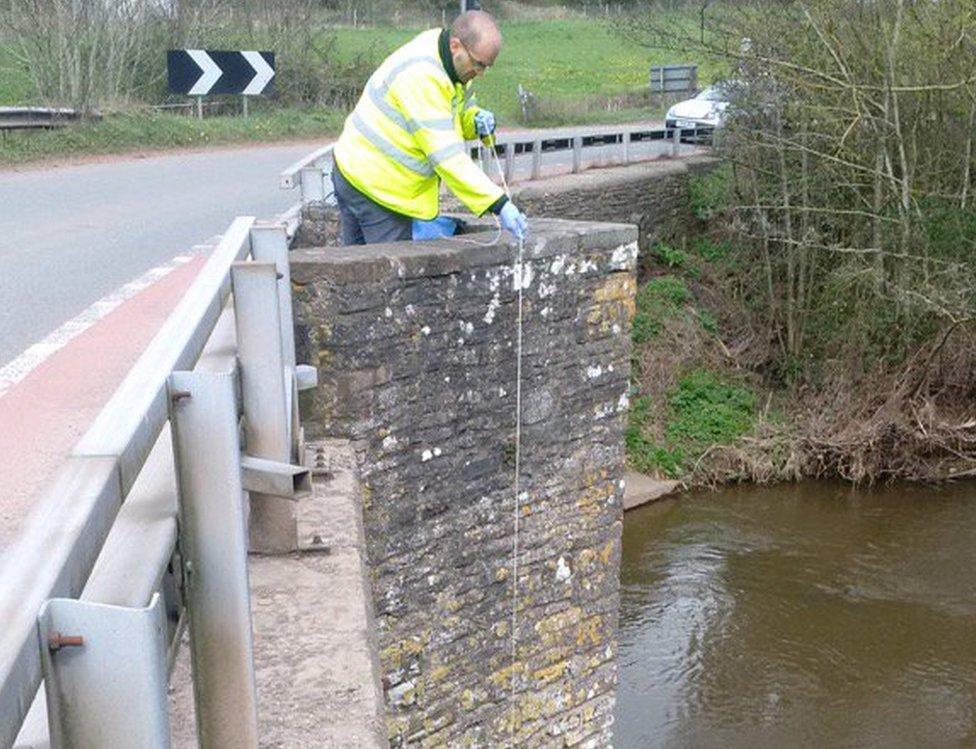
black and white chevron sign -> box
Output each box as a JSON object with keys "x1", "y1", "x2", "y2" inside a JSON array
[{"x1": 167, "y1": 50, "x2": 275, "y2": 96}]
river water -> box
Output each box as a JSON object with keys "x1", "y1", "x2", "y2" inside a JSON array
[{"x1": 615, "y1": 481, "x2": 976, "y2": 748}]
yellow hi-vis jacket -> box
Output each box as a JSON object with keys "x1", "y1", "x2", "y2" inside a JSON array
[{"x1": 333, "y1": 28, "x2": 505, "y2": 220}]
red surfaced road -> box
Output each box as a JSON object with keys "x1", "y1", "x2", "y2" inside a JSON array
[{"x1": 0, "y1": 253, "x2": 207, "y2": 550}]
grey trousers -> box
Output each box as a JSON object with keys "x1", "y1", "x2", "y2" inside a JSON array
[{"x1": 331, "y1": 165, "x2": 412, "y2": 245}]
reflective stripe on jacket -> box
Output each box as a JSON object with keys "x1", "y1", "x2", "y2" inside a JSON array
[{"x1": 333, "y1": 28, "x2": 504, "y2": 220}]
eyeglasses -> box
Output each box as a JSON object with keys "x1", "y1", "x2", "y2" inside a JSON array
[{"x1": 460, "y1": 39, "x2": 491, "y2": 72}]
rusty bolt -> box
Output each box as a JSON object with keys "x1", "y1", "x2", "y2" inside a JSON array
[
  {"x1": 170, "y1": 390, "x2": 192, "y2": 404},
  {"x1": 48, "y1": 632, "x2": 84, "y2": 652}
]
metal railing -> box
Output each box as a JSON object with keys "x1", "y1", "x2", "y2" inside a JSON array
[
  {"x1": 279, "y1": 124, "x2": 711, "y2": 204},
  {"x1": 0, "y1": 107, "x2": 99, "y2": 131},
  {"x1": 0, "y1": 217, "x2": 316, "y2": 748}
]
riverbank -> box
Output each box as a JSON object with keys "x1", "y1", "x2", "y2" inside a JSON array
[{"x1": 626, "y1": 164, "x2": 976, "y2": 488}]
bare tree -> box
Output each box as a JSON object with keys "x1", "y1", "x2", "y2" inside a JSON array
[
  {"x1": 0, "y1": 0, "x2": 368, "y2": 110},
  {"x1": 621, "y1": 0, "x2": 976, "y2": 482},
  {"x1": 0, "y1": 0, "x2": 181, "y2": 109},
  {"x1": 621, "y1": 0, "x2": 976, "y2": 369}
]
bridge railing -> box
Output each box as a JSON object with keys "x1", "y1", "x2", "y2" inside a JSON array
[
  {"x1": 0, "y1": 217, "x2": 315, "y2": 748},
  {"x1": 278, "y1": 124, "x2": 712, "y2": 205}
]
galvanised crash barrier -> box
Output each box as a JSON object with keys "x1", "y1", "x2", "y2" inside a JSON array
[{"x1": 0, "y1": 217, "x2": 315, "y2": 748}]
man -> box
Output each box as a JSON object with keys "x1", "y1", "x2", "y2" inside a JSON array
[{"x1": 331, "y1": 11, "x2": 528, "y2": 245}]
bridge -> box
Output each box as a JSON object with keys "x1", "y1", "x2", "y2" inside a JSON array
[{"x1": 0, "y1": 125, "x2": 715, "y2": 748}]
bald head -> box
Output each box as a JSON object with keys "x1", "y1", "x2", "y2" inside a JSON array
[
  {"x1": 451, "y1": 10, "x2": 501, "y2": 52},
  {"x1": 449, "y1": 10, "x2": 501, "y2": 82}
]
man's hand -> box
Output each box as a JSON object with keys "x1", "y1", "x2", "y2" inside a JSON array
[
  {"x1": 499, "y1": 202, "x2": 527, "y2": 240},
  {"x1": 474, "y1": 109, "x2": 496, "y2": 137}
]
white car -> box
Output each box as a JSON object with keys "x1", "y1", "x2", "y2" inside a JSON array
[{"x1": 665, "y1": 83, "x2": 735, "y2": 133}]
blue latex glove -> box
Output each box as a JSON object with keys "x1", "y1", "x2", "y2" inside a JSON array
[
  {"x1": 412, "y1": 216, "x2": 461, "y2": 240},
  {"x1": 474, "y1": 109, "x2": 496, "y2": 137},
  {"x1": 499, "y1": 201, "x2": 527, "y2": 241}
]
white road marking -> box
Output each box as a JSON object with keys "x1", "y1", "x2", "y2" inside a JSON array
[{"x1": 0, "y1": 254, "x2": 195, "y2": 398}]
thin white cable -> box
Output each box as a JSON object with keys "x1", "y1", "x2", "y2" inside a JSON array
[
  {"x1": 509, "y1": 231, "x2": 524, "y2": 745},
  {"x1": 448, "y1": 140, "x2": 513, "y2": 247},
  {"x1": 463, "y1": 138, "x2": 525, "y2": 745},
  {"x1": 458, "y1": 138, "x2": 524, "y2": 742}
]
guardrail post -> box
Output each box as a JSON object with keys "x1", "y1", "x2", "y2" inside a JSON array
[
  {"x1": 572, "y1": 136, "x2": 583, "y2": 173},
  {"x1": 168, "y1": 368, "x2": 259, "y2": 749},
  {"x1": 531, "y1": 139, "x2": 542, "y2": 180},
  {"x1": 38, "y1": 594, "x2": 170, "y2": 747},
  {"x1": 250, "y1": 223, "x2": 300, "y2": 459},
  {"x1": 299, "y1": 166, "x2": 326, "y2": 204},
  {"x1": 232, "y1": 261, "x2": 297, "y2": 553},
  {"x1": 249, "y1": 224, "x2": 296, "y2": 372},
  {"x1": 504, "y1": 142, "x2": 516, "y2": 184},
  {"x1": 672, "y1": 127, "x2": 681, "y2": 157},
  {"x1": 622, "y1": 130, "x2": 631, "y2": 165}
]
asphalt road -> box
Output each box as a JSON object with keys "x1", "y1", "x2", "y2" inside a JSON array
[
  {"x1": 0, "y1": 122, "x2": 672, "y2": 369},
  {"x1": 0, "y1": 141, "x2": 323, "y2": 368}
]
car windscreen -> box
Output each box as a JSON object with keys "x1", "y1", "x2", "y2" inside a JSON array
[{"x1": 696, "y1": 85, "x2": 734, "y2": 102}]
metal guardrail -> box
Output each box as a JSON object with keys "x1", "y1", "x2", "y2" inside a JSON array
[
  {"x1": 279, "y1": 143, "x2": 335, "y2": 194},
  {"x1": 279, "y1": 125, "x2": 711, "y2": 204},
  {"x1": 0, "y1": 107, "x2": 99, "y2": 131},
  {"x1": 0, "y1": 217, "x2": 316, "y2": 748}
]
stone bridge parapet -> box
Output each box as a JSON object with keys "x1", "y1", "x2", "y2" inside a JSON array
[
  {"x1": 292, "y1": 217, "x2": 636, "y2": 747},
  {"x1": 296, "y1": 155, "x2": 719, "y2": 281}
]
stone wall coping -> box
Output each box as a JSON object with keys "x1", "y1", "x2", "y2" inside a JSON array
[
  {"x1": 509, "y1": 154, "x2": 720, "y2": 200},
  {"x1": 290, "y1": 218, "x2": 638, "y2": 284}
]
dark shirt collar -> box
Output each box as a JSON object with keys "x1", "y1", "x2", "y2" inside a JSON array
[{"x1": 439, "y1": 28, "x2": 461, "y2": 85}]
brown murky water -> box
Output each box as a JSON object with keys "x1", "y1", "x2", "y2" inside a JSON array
[{"x1": 615, "y1": 481, "x2": 976, "y2": 748}]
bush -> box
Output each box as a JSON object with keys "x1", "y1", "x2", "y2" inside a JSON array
[
  {"x1": 625, "y1": 395, "x2": 683, "y2": 477},
  {"x1": 666, "y1": 370, "x2": 756, "y2": 453},
  {"x1": 626, "y1": 370, "x2": 757, "y2": 477},
  {"x1": 696, "y1": 307, "x2": 718, "y2": 335},
  {"x1": 642, "y1": 275, "x2": 691, "y2": 306},
  {"x1": 632, "y1": 275, "x2": 692, "y2": 343},
  {"x1": 1, "y1": 0, "x2": 174, "y2": 110},
  {"x1": 0, "y1": 0, "x2": 375, "y2": 111},
  {"x1": 688, "y1": 164, "x2": 731, "y2": 221},
  {"x1": 651, "y1": 241, "x2": 687, "y2": 268},
  {"x1": 693, "y1": 237, "x2": 732, "y2": 262}
]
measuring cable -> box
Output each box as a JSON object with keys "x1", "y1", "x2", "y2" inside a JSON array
[
  {"x1": 451, "y1": 137, "x2": 525, "y2": 741},
  {"x1": 480, "y1": 138, "x2": 526, "y2": 745}
]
